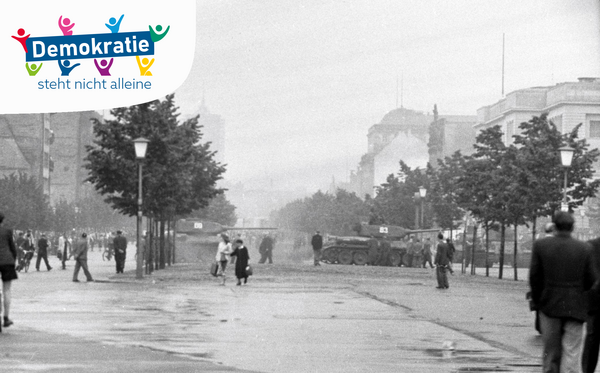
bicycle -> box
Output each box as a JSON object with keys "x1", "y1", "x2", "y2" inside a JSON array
[
  {"x1": 102, "y1": 246, "x2": 114, "y2": 261},
  {"x1": 16, "y1": 250, "x2": 33, "y2": 273}
]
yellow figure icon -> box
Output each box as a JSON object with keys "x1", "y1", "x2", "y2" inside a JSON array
[
  {"x1": 136, "y1": 56, "x2": 154, "y2": 76},
  {"x1": 26, "y1": 62, "x2": 42, "y2": 76}
]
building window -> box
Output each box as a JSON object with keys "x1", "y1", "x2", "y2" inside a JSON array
[{"x1": 590, "y1": 121, "x2": 600, "y2": 138}]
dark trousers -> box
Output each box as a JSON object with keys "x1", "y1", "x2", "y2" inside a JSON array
[
  {"x1": 313, "y1": 249, "x2": 321, "y2": 265},
  {"x1": 115, "y1": 252, "x2": 126, "y2": 273},
  {"x1": 406, "y1": 254, "x2": 414, "y2": 267},
  {"x1": 62, "y1": 246, "x2": 68, "y2": 269},
  {"x1": 36, "y1": 251, "x2": 51, "y2": 270},
  {"x1": 436, "y1": 265, "x2": 449, "y2": 288},
  {"x1": 583, "y1": 313, "x2": 600, "y2": 373},
  {"x1": 422, "y1": 254, "x2": 434, "y2": 268},
  {"x1": 73, "y1": 258, "x2": 93, "y2": 281},
  {"x1": 259, "y1": 250, "x2": 272, "y2": 264}
]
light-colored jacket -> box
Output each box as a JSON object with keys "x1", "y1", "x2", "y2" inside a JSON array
[{"x1": 216, "y1": 242, "x2": 232, "y2": 262}]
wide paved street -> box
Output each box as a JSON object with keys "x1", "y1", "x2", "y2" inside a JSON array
[{"x1": 3, "y1": 246, "x2": 544, "y2": 372}]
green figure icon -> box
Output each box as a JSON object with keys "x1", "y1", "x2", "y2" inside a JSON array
[
  {"x1": 26, "y1": 63, "x2": 42, "y2": 76},
  {"x1": 136, "y1": 56, "x2": 154, "y2": 76},
  {"x1": 149, "y1": 24, "x2": 170, "y2": 42}
]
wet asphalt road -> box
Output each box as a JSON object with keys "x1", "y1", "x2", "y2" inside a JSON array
[{"x1": 9, "y1": 246, "x2": 543, "y2": 372}]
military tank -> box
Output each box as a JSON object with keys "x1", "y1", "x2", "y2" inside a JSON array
[{"x1": 320, "y1": 223, "x2": 439, "y2": 266}]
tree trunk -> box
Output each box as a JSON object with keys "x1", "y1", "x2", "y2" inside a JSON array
[
  {"x1": 513, "y1": 222, "x2": 518, "y2": 281},
  {"x1": 462, "y1": 220, "x2": 468, "y2": 274},
  {"x1": 166, "y1": 219, "x2": 171, "y2": 266},
  {"x1": 471, "y1": 224, "x2": 477, "y2": 275},
  {"x1": 499, "y1": 223, "x2": 505, "y2": 280},
  {"x1": 159, "y1": 219, "x2": 166, "y2": 269},
  {"x1": 485, "y1": 223, "x2": 490, "y2": 277},
  {"x1": 154, "y1": 220, "x2": 159, "y2": 270},
  {"x1": 147, "y1": 217, "x2": 153, "y2": 274},
  {"x1": 532, "y1": 216, "x2": 537, "y2": 244},
  {"x1": 172, "y1": 220, "x2": 177, "y2": 264}
]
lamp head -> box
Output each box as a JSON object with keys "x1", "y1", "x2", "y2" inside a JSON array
[
  {"x1": 559, "y1": 146, "x2": 575, "y2": 167},
  {"x1": 133, "y1": 137, "x2": 150, "y2": 159}
]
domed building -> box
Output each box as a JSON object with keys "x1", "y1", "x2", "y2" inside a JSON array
[
  {"x1": 345, "y1": 106, "x2": 476, "y2": 198},
  {"x1": 349, "y1": 107, "x2": 433, "y2": 198}
]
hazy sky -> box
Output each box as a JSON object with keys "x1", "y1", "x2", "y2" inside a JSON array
[{"x1": 175, "y1": 0, "x2": 600, "y2": 192}]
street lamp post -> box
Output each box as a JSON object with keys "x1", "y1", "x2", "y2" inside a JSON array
[
  {"x1": 419, "y1": 186, "x2": 427, "y2": 228},
  {"x1": 559, "y1": 146, "x2": 574, "y2": 212},
  {"x1": 133, "y1": 137, "x2": 149, "y2": 280},
  {"x1": 414, "y1": 192, "x2": 420, "y2": 229}
]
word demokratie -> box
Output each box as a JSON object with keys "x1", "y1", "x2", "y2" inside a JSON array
[{"x1": 26, "y1": 31, "x2": 154, "y2": 62}]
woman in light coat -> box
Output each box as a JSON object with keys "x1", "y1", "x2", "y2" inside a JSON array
[{"x1": 215, "y1": 234, "x2": 232, "y2": 285}]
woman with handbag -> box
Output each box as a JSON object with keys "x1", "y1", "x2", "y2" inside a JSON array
[
  {"x1": 215, "y1": 234, "x2": 232, "y2": 285},
  {"x1": 230, "y1": 239, "x2": 250, "y2": 286}
]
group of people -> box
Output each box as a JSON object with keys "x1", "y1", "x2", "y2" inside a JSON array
[
  {"x1": 0, "y1": 215, "x2": 132, "y2": 330},
  {"x1": 215, "y1": 234, "x2": 251, "y2": 286}
]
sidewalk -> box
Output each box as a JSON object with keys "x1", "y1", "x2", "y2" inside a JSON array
[{"x1": 3, "y1": 247, "x2": 257, "y2": 373}]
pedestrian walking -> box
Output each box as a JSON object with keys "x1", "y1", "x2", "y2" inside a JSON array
[
  {"x1": 446, "y1": 239, "x2": 456, "y2": 274},
  {"x1": 311, "y1": 231, "x2": 323, "y2": 266},
  {"x1": 0, "y1": 213, "x2": 17, "y2": 327},
  {"x1": 529, "y1": 211, "x2": 596, "y2": 373},
  {"x1": 72, "y1": 233, "x2": 93, "y2": 282},
  {"x1": 35, "y1": 233, "x2": 52, "y2": 271},
  {"x1": 422, "y1": 238, "x2": 434, "y2": 268},
  {"x1": 434, "y1": 233, "x2": 450, "y2": 289},
  {"x1": 59, "y1": 233, "x2": 70, "y2": 270},
  {"x1": 113, "y1": 230, "x2": 127, "y2": 273},
  {"x1": 230, "y1": 239, "x2": 250, "y2": 285},
  {"x1": 258, "y1": 235, "x2": 274, "y2": 264},
  {"x1": 215, "y1": 234, "x2": 232, "y2": 285}
]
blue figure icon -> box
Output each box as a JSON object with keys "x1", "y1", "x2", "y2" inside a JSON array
[
  {"x1": 58, "y1": 60, "x2": 80, "y2": 76},
  {"x1": 105, "y1": 14, "x2": 124, "y2": 33},
  {"x1": 26, "y1": 63, "x2": 42, "y2": 76}
]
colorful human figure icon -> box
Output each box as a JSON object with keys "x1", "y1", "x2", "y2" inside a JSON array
[
  {"x1": 25, "y1": 63, "x2": 42, "y2": 76},
  {"x1": 149, "y1": 24, "x2": 170, "y2": 42},
  {"x1": 58, "y1": 16, "x2": 75, "y2": 36},
  {"x1": 12, "y1": 28, "x2": 30, "y2": 53},
  {"x1": 58, "y1": 59, "x2": 80, "y2": 76},
  {"x1": 136, "y1": 56, "x2": 154, "y2": 76},
  {"x1": 105, "y1": 14, "x2": 124, "y2": 33},
  {"x1": 94, "y1": 58, "x2": 114, "y2": 76}
]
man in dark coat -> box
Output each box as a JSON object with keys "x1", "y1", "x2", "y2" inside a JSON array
[
  {"x1": 72, "y1": 233, "x2": 93, "y2": 282},
  {"x1": 0, "y1": 212, "x2": 18, "y2": 327},
  {"x1": 582, "y1": 234, "x2": 600, "y2": 373},
  {"x1": 529, "y1": 211, "x2": 596, "y2": 372},
  {"x1": 113, "y1": 230, "x2": 128, "y2": 274},
  {"x1": 311, "y1": 231, "x2": 323, "y2": 266},
  {"x1": 258, "y1": 235, "x2": 274, "y2": 264},
  {"x1": 434, "y1": 233, "x2": 450, "y2": 289},
  {"x1": 36, "y1": 233, "x2": 52, "y2": 271},
  {"x1": 422, "y1": 238, "x2": 434, "y2": 268}
]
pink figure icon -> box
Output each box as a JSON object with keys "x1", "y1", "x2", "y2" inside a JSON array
[
  {"x1": 94, "y1": 58, "x2": 114, "y2": 76},
  {"x1": 12, "y1": 28, "x2": 30, "y2": 53},
  {"x1": 58, "y1": 16, "x2": 75, "y2": 36}
]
